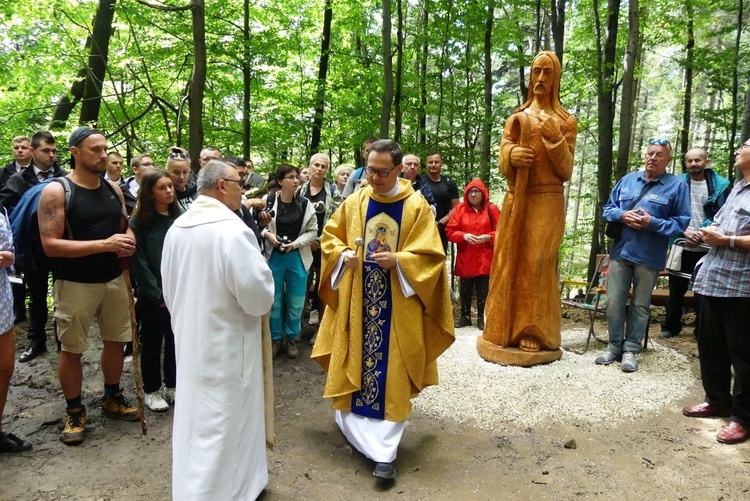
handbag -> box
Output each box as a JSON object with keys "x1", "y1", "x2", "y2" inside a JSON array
[{"x1": 605, "y1": 182, "x2": 656, "y2": 241}]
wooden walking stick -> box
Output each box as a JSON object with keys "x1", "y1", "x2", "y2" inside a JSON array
[
  {"x1": 120, "y1": 257, "x2": 147, "y2": 435},
  {"x1": 497, "y1": 112, "x2": 531, "y2": 343}
]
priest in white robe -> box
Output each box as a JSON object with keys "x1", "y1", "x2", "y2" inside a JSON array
[
  {"x1": 312, "y1": 140, "x2": 455, "y2": 480},
  {"x1": 161, "y1": 160, "x2": 274, "y2": 501}
]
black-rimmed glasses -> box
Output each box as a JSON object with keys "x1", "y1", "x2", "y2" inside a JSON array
[
  {"x1": 221, "y1": 178, "x2": 244, "y2": 187},
  {"x1": 365, "y1": 166, "x2": 399, "y2": 178}
]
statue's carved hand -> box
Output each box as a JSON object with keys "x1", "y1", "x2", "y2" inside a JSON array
[
  {"x1": 510, "y1": 146, "x2": 534, "y2": 169},
  {"x1": 539, "y1": 114, "x2": 564, "y2": 143}
]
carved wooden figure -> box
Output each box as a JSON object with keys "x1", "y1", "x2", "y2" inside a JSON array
[{"x1": 478, "y1": 51, "x2": 577, "y2": 366}]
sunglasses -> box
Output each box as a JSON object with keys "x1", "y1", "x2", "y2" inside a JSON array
[
  {"x1": 169, "y1": 147, "x2": 189, "y2": 160},
  {"x1": 648, "y1": 138, "x2": 671, "y2": 148}
]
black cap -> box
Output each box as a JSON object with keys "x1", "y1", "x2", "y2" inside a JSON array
[{"x1": 68, "y1": 126, "x2": 104, "y2": 148}]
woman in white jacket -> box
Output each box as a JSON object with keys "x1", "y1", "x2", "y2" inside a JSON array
[{"x1": 262, "y1": 164, "x2": 318, "y2": 359}]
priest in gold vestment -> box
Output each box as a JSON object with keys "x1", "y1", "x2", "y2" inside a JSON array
[{"x1": 311, "y1": 139, "x2": 454, "y2": 480}]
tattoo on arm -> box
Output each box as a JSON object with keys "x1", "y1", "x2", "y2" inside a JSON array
[{"x1": 39, "y1": 193, "x2": 63, "y2": 237}]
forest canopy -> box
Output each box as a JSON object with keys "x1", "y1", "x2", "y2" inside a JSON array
[{"x1": 1, "y1": 0, "x2": 748, "y2": 276}]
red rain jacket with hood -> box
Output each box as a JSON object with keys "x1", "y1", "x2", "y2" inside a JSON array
[{"x1": 445, "y1": 178, "x2": 500, "y2": 278}]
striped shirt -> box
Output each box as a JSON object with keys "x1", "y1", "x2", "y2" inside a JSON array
[{"x1": 693, "y1": 179, "x2": 750, "y2": 297}]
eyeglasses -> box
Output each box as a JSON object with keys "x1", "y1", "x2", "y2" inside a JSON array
[
  {"x1": 221, "y1": 178, "x2": 244, "y2": 187},
  {"x1": 365, "y1": 166, "x2": 399, "y2": 178},
  {"x1": 169, "y1": 147, "x2": 188, "y2": 160},
  {"x1": 648, "y1": 138, "x2": 672, "y2": 148},
  {"x1": 468, "y1": 190, "x2": 482, "y2": 196},
  {"x1": 139, "y1": 161, "x2": 155, "y2": 167},
  {"x1": 284, "y1": 175, "x2": 300, "y2": 181}
]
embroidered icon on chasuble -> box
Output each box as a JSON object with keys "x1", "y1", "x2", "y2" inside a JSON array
[{"x1": 351, "y1": 198, "x2": 404, "y2": 420}]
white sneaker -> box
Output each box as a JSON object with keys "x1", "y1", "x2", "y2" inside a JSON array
[
  {"x1": 163, "y1": 387, "x2": 175, "y2": 406},
  {"x1": 144, "y1": 392, "x2": 169, "y2": 412},
  {"x1": 308, "y1": 309, "x2": 320, "y2": 326}
]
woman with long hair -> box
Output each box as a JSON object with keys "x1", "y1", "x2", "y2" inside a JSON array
[
  {"x1": 297, "y1": 154, "x2": 342, "y2": 342},
  {"x1": 130, "y1": 168, "x2": 181, "y2": 411},
  {"x1": 262, "y1": 164, "x2": 318, "y2": 359}
]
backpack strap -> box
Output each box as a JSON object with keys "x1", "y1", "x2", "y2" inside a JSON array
[{"x1": 51, "y1": 177, "x2": 74, "y2": 239}]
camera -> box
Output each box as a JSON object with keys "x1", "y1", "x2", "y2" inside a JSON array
[
  {"x1": 313, "y1": 200, "x2": 326, "y2": 215},
  {"x1": 277, "y1": 235, "x2": 292, "y2": 254}
]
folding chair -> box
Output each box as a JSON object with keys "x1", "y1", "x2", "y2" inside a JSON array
[{"x1": 561, "y1": 254, "x2": 609, "y2": 354}]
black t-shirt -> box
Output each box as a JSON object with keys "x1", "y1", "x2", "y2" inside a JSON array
[
  {"x1": 305, "y1": 187, "x2": 327, "y2": 237},
  {"x1": 52, "y1": 180, "x2": 124, "y2": 283},
  {"x1": 421, "y1": 174, "x2": 459, "y2": 220},
  {"x1": 275, "y1": 196, "x2": 304, "y2": 243}
]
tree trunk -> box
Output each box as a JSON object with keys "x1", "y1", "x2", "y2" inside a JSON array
[
  {"x1": 379, "y1": 0, "x2": 393, "y2": 138},
  {"x1": 311, "y1": 0, "x2": 333, "y2": 153},
  {"x1": 678, "y1": 0, "x2": 694, "y2": 166},
  {"x1": 729, "y1": 0, "x2": 744, "y2": 178},
  {"x1": 79, "y1": 0, "x2": 117, "y2": 126},
  {"x1": 394, "y1": 0, "x2": 404, "y2": 143},
  {"x1": 614, "y1": 0, "x2": 639, "y2": 181},
  {"x1": 588, "y1": 0, "x2": 621, "y2": 280},
  {"x1": 189, "y1": 0, "x2": 206, "y2": 174},
  {"x1": 479, "y1": 0, "x2": 494, "y2": 183},
  {"x1": 550, "y1": 0, "x2": 567, "y2": 66},
  {"x1": 418, "y1": 6, "x2": 428, "y2": 149},
  {"x1": 50, "y1": 67, "x2": 88, "y2": 130},
  {"x1": 242, "y1": 0, "x2": 251, "y2": 158}
]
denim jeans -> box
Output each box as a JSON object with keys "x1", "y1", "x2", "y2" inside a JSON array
[{"x1": 606, "y1": 258, "x2": 659, "y2": 354}]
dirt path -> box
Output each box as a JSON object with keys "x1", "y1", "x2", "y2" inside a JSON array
[{"x1": 1, "y1": 313, "x2": 749, "y2": 500}]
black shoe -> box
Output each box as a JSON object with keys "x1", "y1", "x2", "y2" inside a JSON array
[
  {"x1": 19, "y1": 342, "x2": 47, "y2": 363},
  {"x1": 13, "y1": 313, "x2": 27, "y2": 325},
  {"x1": 373, "y1": 462, "x2": 396, "y2": 479},
  {"x1": 658, "y1": 330, "x2": 678, "y2": 339},
  {"x1": 123, "y1": 342, "x2": 133, "y2": 358},
  {"x1": 0, "y1": 432, "x2": 32, "y2": 453},
  {"x1": 455, "y1": 316, "x2": 471, "y2": 328}
]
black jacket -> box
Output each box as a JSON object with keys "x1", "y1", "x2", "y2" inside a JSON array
[
  {"x1": 0, "y1": 162, "x2": 67, "y2": 216},
  {"x1": 0, "y1": 161, "x2": 24, "y2": 191}
]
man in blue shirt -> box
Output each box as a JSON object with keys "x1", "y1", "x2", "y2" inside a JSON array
[{"x1": 597, "y1": 138, "x2": 691, "y2": 372}]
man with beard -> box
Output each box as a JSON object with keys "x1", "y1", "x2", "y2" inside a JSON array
[{"x1": 39, "y1": 126, "x2": 139, "y2": 445}]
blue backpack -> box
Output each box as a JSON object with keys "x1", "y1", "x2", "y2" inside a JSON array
[{"x1": 9, "y1": 178, "x2": 75, "y2": 272}]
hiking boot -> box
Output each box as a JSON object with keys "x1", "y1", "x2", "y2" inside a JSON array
[
  {"x1": 659, "y1": 330, "x2": 677, "y2": 339},
  {"x1": 455, "y1": 316, "x2": 471, "y2": 328},
  {"x1": 144, "y1": 391, "x2": 169, "y2": 412},
  {"x1": 62, "y1": 406, "x2": 87, "y2": 446},
  {"x1": 0, "y1": 432, "x2": 32, "y2": 453},
  {"x1": 272, "y1": 340, "x2": 282, "y2": 358},
  {"x1": 621, "y1": 352, "x2": 638, "y2": 372},
  {"x1": 308, "y1": 309, "x2": 320, "y2": 326},
  {"x1": 595, "y1": 351, "x2": 620, "y2": 365},
  {"x1": 286, "y1": 339, "x2": 299, "y2": 359},
  {"x1": 101, "y1": 390, "x2": 140, "y2": 421}
]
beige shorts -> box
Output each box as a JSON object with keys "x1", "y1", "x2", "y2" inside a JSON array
[{"x1": 53, "y1": 275, "x2": 132, "y2": 354}]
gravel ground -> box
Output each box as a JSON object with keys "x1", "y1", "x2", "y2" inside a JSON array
[{"x1": 415, "y1": 326, "x2": 696, "y2": 429}]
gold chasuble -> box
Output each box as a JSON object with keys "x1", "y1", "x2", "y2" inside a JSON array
[{"x1": 312, "y1": 179, "x2": 455, "y2": 422}]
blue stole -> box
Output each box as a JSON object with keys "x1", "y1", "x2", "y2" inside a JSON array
[{"x1": 351, "y1": 197, "x2": 404, "y2": 419}]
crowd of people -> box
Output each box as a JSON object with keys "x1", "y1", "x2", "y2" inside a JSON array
[{"x1": 0, "y1": 128, "x2": 748, "y2": 499}]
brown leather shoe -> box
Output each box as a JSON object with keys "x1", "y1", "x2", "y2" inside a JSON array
[
  {"x1": 682, "y1": 402, "x2": 731, "y2": 418},
  {"x1": 717, "y1": 421, "x2": 750, "y2": 444}
]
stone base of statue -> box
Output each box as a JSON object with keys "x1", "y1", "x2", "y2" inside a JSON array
[{"x1": 476, "y1": 335, "x2": 562, "y2": 367}]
